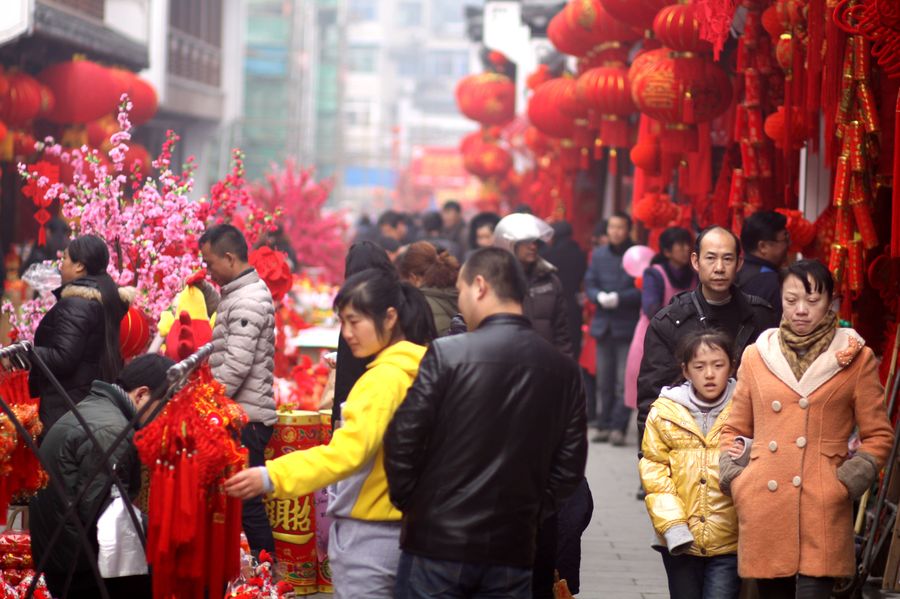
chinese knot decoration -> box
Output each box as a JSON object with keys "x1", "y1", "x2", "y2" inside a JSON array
[
  {"x1": 20, "y1": 161, "x2": 60, "y2": 246},
  {"x1": 0, "y1": 369, "x2": 46, "y2": 523},
  {"x1": 134, "y1": 365, "x2": 247, "y2": 599}
]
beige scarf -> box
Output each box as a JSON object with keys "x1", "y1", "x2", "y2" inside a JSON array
[{"x1": 778, "y1": 310, "x2": 838, "y2": 380}]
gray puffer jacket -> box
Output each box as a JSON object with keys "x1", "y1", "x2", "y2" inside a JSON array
[{"x1": 209, "y1": 268, "x2": 277, "y2": 425}]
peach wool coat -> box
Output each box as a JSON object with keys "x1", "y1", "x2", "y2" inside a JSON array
[{"x1": 720, "y1": 327, "x2": 893, "y2": 579}]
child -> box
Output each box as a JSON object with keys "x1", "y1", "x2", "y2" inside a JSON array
[{"x1": 639, "y1": 330, "x2": 740, "y2": 599}]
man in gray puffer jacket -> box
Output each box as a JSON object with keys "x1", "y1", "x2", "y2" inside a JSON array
[{"x1": 199, "y1": 224, "x2": 276, "y2": 556}]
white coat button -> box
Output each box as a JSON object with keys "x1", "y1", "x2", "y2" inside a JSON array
[
  {"x1": 799, "y1": 398, "x2": 809, "y2": 409},
  {"x1": 793, "y1": 476, "x2": 802, "y2": 487},
  {"x1": 796, "y1": 437, "x2": 807, "y2": 448},
  {"x1": 768, "y1": 441, "x2": 778, "y2": 452},
  {"x1": 772, "y1": 400, "x2": 782, "y2": 412},
  {"x1": 768, "y1": 480, "x2": 778, "y2": 491}
]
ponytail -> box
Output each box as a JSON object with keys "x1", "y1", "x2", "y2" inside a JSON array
[
  {"x1": 397, "y1": 241, "x2": 460, "y2": 289},
  {"x1": 398, "y1": 282, "x2": 437, "y2": 345}
]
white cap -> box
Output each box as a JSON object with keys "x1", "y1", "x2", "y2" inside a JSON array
[{"x1": 492, "y1": 213, "x2": 554, "y2": 253}]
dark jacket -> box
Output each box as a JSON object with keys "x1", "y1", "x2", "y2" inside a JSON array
[
  {"x1": 384, "y1": 314, "x2": 587, "y2": 567},
  {"x1": 332, "y1": 335, "x2": 372, "y2": 427},
  {"x1": 635, "y1": 287, "x2": 778, "y2": 446},
  {"x1": 737, "y1": 254, "x2": 783, "y2": 321},
  {"x1": 30, "y1": 381, "x2": 142, "y2": 589},
  {"x1": 421, "y1": 287, "x2": 459, "y2": 337},
  {"x1": 30, "y1": 279, "x2": 127, "y2": 431},
  {"x1": 584, "y1": 244, "x2": 641, "y2": 340},
  {"x1": 541, "y1": 237, "x2": 588, "y2": 356},
  {"x1": 524, "y1": 258, "x2": 574, "y2": 358}
]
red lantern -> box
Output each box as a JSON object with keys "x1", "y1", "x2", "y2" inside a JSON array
[
  {"x1": 462, "y1": 138, "x2": 513, "y2": 180},
  {"x1": 0, "y1": 71, "x2": 43, "y2": 127},
  {"x1": 38, "y1": 59, "x2": 120, "y2": 124},
  {"x1": 123, "y1": 142, "x2": 152, "y2": 178},
  {"x1": 12, "y1": 131, "x2": 36, "y2": 157},
  {"x1": 455, "y1": 73, "x2": 516, "y2": 126},
  {"x1": 629, "y1": 48, "x2": 733, "y2": 153},
  {"x1": 86, "y1": 114, "x2": 118, "y2": 148},
  {"x1": 764, "y1": 106, "x2": 807, "y2": 149},
  {"x1": 652, "y1": 3, "x2": 712, "y2": 53},
  {"x1": 549, "y1": 0, "x2": 641, "y2": 58},
  {"x1": 528, "y1": 78, "x2": 578, "y2": 139},
  {"x1": 110, "y1": 67, "x2": 158, "y2": 126},
  {"x1": 120, "y1": 305, "x2": 151, "y2": 360},
  {"x1": 630, "y1": 142, "x2": 661, "y2": 173},
  {"x1": 38, "y1": 84, "x2": 55, "y2": 116},
  {"x1": 577, "y1": 65, "x2": 636, "y2": 147},
  {"x1": 633, "y1": 192, "x2": 680, "y2": 228},
  {"x1": 0, "y1": 121, "x2": 7, "y2": 143},
  {"x1": 599, "y1": 0, "x2": 670, "y2": 30}
]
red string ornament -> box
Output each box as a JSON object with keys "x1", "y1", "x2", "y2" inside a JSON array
[
  {"x1": 20, "y1": 161, "x2": 60, "y2": 246},
  {"x1": 134, "y1": 366, "x2": 247, "y2": 599},
  {"x1": 0, "y1": 370, "x2": 46, "y2": 524}
]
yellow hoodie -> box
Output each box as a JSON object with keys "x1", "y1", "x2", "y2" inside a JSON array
[{"x1": 265, "y1": 340, "x2": 426, "y2": 521}]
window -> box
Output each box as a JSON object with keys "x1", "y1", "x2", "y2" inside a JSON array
[
  {"x1": 397, "y1": 1, "x2": 422, "y2": 27},
  {"x1": 396, "y1": 53, "x2": 419, "y2": 77},
  {"x1": 424, "y1": 50, "x2": 468, "y2": 78},
  {"x1": 430, "y1": 1, "x2": 463, "y2": 29},
  {"x1": 344, "y1": 100, "x2": 373, "y2": 126},
  {"x1": 348, "y1": 46, "x2": 377, "y2": 73},
  {"x1": 348, "y1": 0, "x2": 377, "y2": 22}
]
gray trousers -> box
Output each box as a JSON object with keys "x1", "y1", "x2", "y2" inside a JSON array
[
  {"x1": 595, "y1": 336, "x2": 632, "y2": 433},
  {"x1": 329, "y1": 517, "x2": 402, "y2": 599}
]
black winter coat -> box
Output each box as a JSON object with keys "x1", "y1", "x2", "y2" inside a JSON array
[
  {"x1": 30, "y1": 381, "x2": 142, "y2": 591},
  {"x1": 30, "y1": 279, "x2": 128, "y2": 431},
  {"x1": 635, "y1": 287, "x2": 778, "y2": 447},
  {"x1": 541, "y1": 238, "x2": 587, "y2": 357},
  {"x1": 737, "y1": 253, "x2": 783, "y2": 321},
  {"x1": 524, "y1": 259, "x2": 574, "y2": 358},
  {"x1": 384, "y1": 314, "x2": 587, "y2": 567}
]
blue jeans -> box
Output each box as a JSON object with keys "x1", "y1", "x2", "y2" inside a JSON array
[
  {"x1": 595, "y1": 336, "x2": 631, "y2": 432},
  {"x1": 395, "y1": 552, "x2": 531, "y2": 599},
  {"x1": 660, "y1": 552, "x2": 740, "y2": 599}
]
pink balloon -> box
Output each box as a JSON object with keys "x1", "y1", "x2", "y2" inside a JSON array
[{"x1": 622, "y1": 245, "x2": 655, "y2": 278}]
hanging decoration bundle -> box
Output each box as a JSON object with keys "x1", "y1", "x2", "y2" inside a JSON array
[
  {"x1": 133, "y1": 366, "x2": 247, "y2": 599},
  {"x1": 0, "y1": 368, "x2": 46, "y2": 523}
]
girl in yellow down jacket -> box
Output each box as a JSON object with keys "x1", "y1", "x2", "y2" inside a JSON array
[
  {"x1": 225, "y1": 268, "x2": 437, "y2": 598},
  {"x1": 639, "y1": 330, "x2": 740, "y2": 599}
]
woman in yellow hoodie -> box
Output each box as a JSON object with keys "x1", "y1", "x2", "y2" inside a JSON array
[
  {"x1": 639, "y1": 330, "x2": 740, "y2": 599},
  {"x1": 225, "y1": 267, "x2": 437, "y2": 597}
]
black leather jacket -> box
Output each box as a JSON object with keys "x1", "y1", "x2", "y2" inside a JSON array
[{"x1": 384, "y1": 314, "x2": 587, "y2": 567}]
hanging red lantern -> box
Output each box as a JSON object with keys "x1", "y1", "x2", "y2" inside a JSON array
[
  {"x1": 629, "y1": 48, "x2": 733, "y2": 153},
  {"x1": 455, "y1": 73, "x2": 516, "y2": 126},
  {"x1": 38, "y1": 59, "x2": 120, "y2": 124},
  {"x1": 528, "y1": 78, "x2": 577, "y2": 139},
  {"x1": 123, "y1": 142, "x2": 152, "y2": 178},
  {"x1": 550, "y1": 0, "x2": 641, "y2": 58},
  {"x1": 38, "y1": 84, "x2": 55, "y2": 116},
  {"x1": 761, "y1": 5, "x2": 786, "y2": 39},
  {"x1": 0, "y1": 121, "x2": 7, "y2": 143},
  {"x1": 633, "y1": 192, "x2": 680, "y2": 228},
  {"x1": 86, "y1": 114, "x2": 119, "y2": 148},
  {"x1": 630, "y1": 142, "x2": 661, "y2": 173},
  {"x1": 0, "y1": 71, "x2": 43, "y2": 127},
  {"x1": 599, "y1": 0, "x2": 669, "y2": 30},
  {"x1": 462, "y1": 138, "x2": 512, "y2": 180},
  {"x1": 652, "y1": 3, "x2": 712, "y2": 53},
  {"x1": 764, "y1": 106, "x2": 807, "y2": 149},
  {"x1": 577, "y1": 65, "x2": 635, "y2": 147},
  {"x1": 109, "y1": 67, "x2": 158, "y2": 126},
  {"x1": 120, "y1": 305, "x2": 151, "y2": 360},
  {"x1": 12, "y1": 131, "x2": 36, "y2": 157}
]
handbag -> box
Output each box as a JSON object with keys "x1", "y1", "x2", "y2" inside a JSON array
[{"x1": 96, "y1": 486, "x2": 148, "y2": 578}]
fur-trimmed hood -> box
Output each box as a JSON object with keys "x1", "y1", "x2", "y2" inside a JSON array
[{"x1": 57, "y1": 278, "x2": 136, "y2": 306}]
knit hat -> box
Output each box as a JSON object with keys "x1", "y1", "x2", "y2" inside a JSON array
[{"x1": 117, "y1": 354, "x2": 176, "y2": 400}]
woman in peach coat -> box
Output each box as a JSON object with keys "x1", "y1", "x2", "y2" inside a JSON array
[{"x1": 719, "y1": 260, "x2": 893, "y2": 599}]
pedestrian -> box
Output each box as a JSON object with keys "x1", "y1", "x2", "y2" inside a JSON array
[
  {"x1": 738, "y1": 210, "x2": 791, "y2": 320},
  {"x1": 396, "y1": 241, "x2": 459, "y2": 336},
  {"x1": 384, "y1": 247, "x2": 587, "y2": 599},
  {"x1": 640, "y1": 330, "x2": 740, "y2": 599},
  {"x1": 30, "y1": 234, "x2": 131, "y2": 432},
  {"x1": 332, "y1": 241, "x2": 396, "y2": 428},
  {"x1": 494, "y1": 213, "x2": 573, "y2": 357},
  {"x1": 624, "y1": 226, "x2": 696, "y2": 411},
  {"x1": 467, "y1": 211, "x2": 501, "y2": 254},
  {"x1": 541, "y1": 220, "x2": 588, "y2": 360},
  {"x1": 224, "y1": 268, "x2": 436, "y2": 598},
  {"x1": 719, "y1": 260, "x2": 894, "y2": 598},
  {"x1": 419, "y1": 211, "x2": 463, "y2": 261},
  {"x1": 377, "y1": 210, "x2": 408, "y2": 243},
  {"x1": 584, "y1": 212, "x2": 641, "y2": 446},
  {"x1": 441, "y1": 200, "x2": 467, "y2": 251},
  {"x1": 30, "y1": 353, "x2": 175, "y2": 599},
  {"x1": 199, "y1": 224, "x2": 277, "y2": 557},
  {"x1": 636, "y1": 226, "x2": 778, "y2": 451}
]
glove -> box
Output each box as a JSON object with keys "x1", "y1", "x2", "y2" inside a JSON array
[
  {"x1": 837, "y1": 452, "x2": 879, "y2": 499},
  {"x1": 597, "y1": 292, "x2": 619, "y2": 309},
  {"x1": 718, "y1": 452, "x2": 746, "y2": 497}
]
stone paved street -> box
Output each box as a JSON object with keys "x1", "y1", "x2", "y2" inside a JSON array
[{"x1": 579, "y1": 436, "x2": 668, "y2": 599}]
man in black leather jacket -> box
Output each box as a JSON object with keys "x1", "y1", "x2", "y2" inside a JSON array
[
  {"x1": 636, "y1": 227, "x2": 778, "y2": 452},
  {"x1": 385, "y1": 248, "x2": 587, "y2": 599}
]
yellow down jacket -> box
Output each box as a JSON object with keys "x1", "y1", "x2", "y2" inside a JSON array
[{"x1": 639, "y1": 391, "x2": 738, "y2": 557}]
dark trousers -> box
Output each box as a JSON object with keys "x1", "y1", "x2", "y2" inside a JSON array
[
  {"x1": 556, "y1": 478, "x2": 593, "y2": 594},
  {"x1": 241, "y1": 422, "x2": 275, "y2": 555},
  {"x1": 46, "y1": 572, "x2": 152, "y2": 599},
  {"x1": 660, "y1": 552, "x2": 740, "y2": 599},
  {"x1": 531, "y1": 513, "x2": 557, "y2": 599},
  {"x1": 395, "y1": 552, "x2": 531, "y2": 599},
  {"x1": 595, "y1": 336, "x2": 632, "y2": 433},
  {"x1": 755, "y1": 575, "x2": 835, "y2": 599}
]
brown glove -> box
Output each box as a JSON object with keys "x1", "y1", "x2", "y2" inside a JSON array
[
  {"x1": 718, "y1": 453, "x2": 746, "y2": 497},
  {"x1": 836, "y1": 451, "x2": 879, "y2": 500}
]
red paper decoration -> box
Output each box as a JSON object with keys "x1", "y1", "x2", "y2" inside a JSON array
[
  {"x1": 38, "y1": 59, "x2": 120, "y2": 124},
  {"x1": 119, "y1": 305, "x2": 151, "y2": 360},
  {"x1": 249, "y1": 246, "x2": 292, "y2": 303},
  {"x1": 21, "y1": 161, "x2": 60, "y2": 245}
]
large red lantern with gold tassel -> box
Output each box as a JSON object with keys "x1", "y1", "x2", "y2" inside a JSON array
[
  {"x1": 455, "y1": 73, "x2": 516, "y2": 126},
  {"x1": 462, "y1": 137, "x2": 512, "y2": 180},
  {"x1": 528, "y1": 78, "x2": 577, "y2": 139},
  {"x1": 0, "y1": 71, "x2": 44, "y2": 127},
  {"x1": 652, "y1": 3, "x2": 712, "y2": 53},
  {"x1": 577, "y1": 65, "x2": 635, "y2": 148}
]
